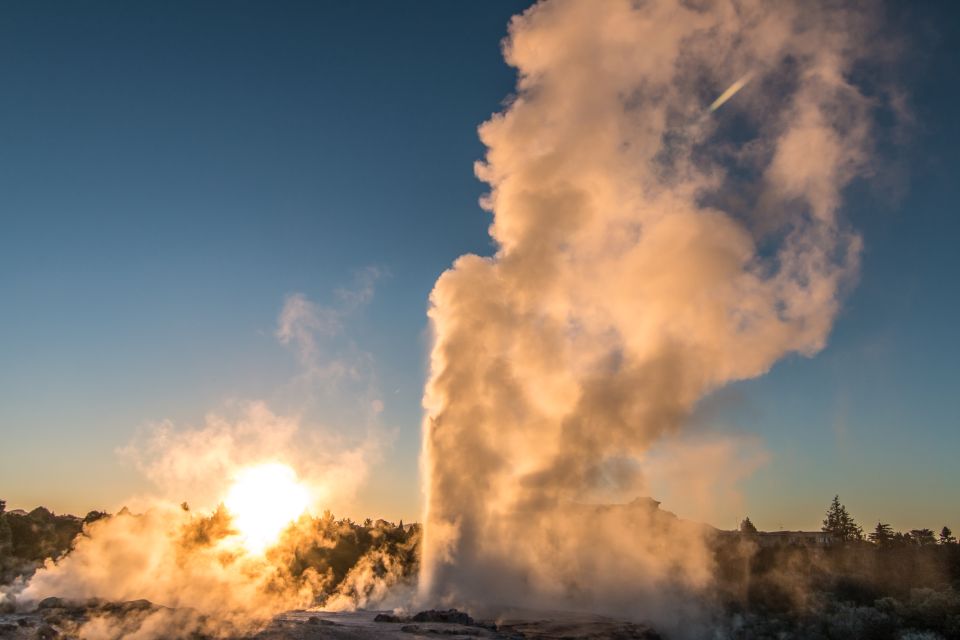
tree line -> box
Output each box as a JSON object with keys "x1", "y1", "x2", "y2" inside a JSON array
[
  {"x1": 722, "y1": 495, "x2": 960, "y2": 638},
  {"x1": 738, "y1": 494, "x2": 955, "y2": 547},
  {"x1": 0, "y1": 497, "x2": 420, "y2": 602}
]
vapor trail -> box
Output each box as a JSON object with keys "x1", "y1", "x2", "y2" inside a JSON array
[{"x1": 708, "y1": 71, "x2": 755, "y2": 112}]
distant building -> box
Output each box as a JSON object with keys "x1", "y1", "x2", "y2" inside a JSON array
[
  {"x1": 754, "y1": 530, "x2": 834, "y2": 547},
  {"x1": 713, "y1": 528, "x2": 836, "y2": 547}
]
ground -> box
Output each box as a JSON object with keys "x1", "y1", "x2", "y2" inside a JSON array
[{"x1": 0, "y1": 605, "x2": 662, "y2": 640}]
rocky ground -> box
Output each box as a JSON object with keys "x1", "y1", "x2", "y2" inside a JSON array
[{"x1": 0, "y1": 603, "x2": 662, "y2": 640}]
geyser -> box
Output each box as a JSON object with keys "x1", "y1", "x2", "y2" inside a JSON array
[{"x1": 420, "y1": 0, "x2": 884, "y2": 630}]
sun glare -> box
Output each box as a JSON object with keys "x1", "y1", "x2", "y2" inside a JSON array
[{"x1": 224, "y1": 462, "x2": 310, "y2": 554}]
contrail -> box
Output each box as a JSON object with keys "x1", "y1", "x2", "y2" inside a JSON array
[{"x1": 708, "y1": 71, "x2": 754, "y2": 112}]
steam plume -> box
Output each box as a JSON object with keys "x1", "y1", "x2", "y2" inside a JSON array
[
  {"x1": 420, "y1": 0, "x2": 880, "y2": 630},
  {"x1": 9, "y1": 404, "x2": 376, "y2": 637},
  {"x1": 4, "y1": 279, "x2": 388, "y2": 637}
]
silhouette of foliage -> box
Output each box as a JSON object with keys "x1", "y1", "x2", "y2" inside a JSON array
[
  {"x1": 869, "y1": 522, "x2": 894, "y2": 546},
  {"x1": 0, "y1": 500, "x2": 10, "y2": 557},
  {"x1": 910, "y1": 528, "x2": 937, "y2": 546},
  {"x1": 822, "y1": 494, "x2": 864, "y2": 541},
  {"x1": 0, "y1": 498, "x2": 421, "y2": 600},
  {"x1": 940, "y1": 526, "x2": 956, "y2": 545}
]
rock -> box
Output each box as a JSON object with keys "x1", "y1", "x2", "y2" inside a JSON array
[
  {"x1": 375, "y1": 613, "x2": 409, "y2": 623},
  {"x1": 120, "y1": 599, "x2": 155, "y2": 612},
  {"x1": 497, "y1": 619, "x2": 662, "y2": 640},
  {"x1": 41, "y1": 612, "x2": 64, "y2": 625},
  {"x1": 398, "y1": 623, "x2": 485, "y2": 637},
  {"x1": 307, "y1": 616, "x2": 337, "y2": 626},
  {"x1": 82, "y1": 597, "x2": 108, "y2": 609},
  {"x1": 411, "y1": 609, "x2": 475, "y2": 626},
  {"x1": 35, "y1": 623, "x2": 60, "y2": 639},
  {"x1": 36, "y1": 597, "x2": 66, "y2": 610},
  {"x1": 98, "y1": 598, "x2": 157, "y2": 616}
]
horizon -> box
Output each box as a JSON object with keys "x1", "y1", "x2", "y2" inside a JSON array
[{"x1": 0, "y1": 493, "x2": 914, "y2": 537}]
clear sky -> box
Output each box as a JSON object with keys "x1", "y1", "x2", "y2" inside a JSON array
[{"x1": 0, "y1": 1, "x2": 957, "y2": 532}]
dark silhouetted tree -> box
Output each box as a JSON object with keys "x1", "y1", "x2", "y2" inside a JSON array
[
  {"x1": 83, "y1": 511, "x2": 108, "y2": 525},
  {"x1": 910, "y1": 528, "x2": 937, "y2": 546},
  {"x1": 939, "y1": 526, "x2": 956, "y2": 544},
  {"x1": 740, "y1": 517, "x2": 758, "y2": 534},
  {"x1": 822, "y1": 495, "x2": 863, "y2": 541},
  {"x1": 0, "y1": 499, "x2": 10, "y2": 554},
  {"x1": 868, "y1": 522, "x2": 894, "y2": 546}
]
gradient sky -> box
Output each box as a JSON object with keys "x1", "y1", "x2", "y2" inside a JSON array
[{"x1": 1, "y1": 1, "x2": 957, "y2": 532}]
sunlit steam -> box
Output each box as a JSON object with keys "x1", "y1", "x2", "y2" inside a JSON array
[
  {"x1": 420, "y1": 0, "x2": 880, "y2": 632},
  {"x1": 224, "y1": 463, "x2": 311, "y2": 554}
]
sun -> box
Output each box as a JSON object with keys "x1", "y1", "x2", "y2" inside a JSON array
[{"x1": 224, "y1": 462, "x2": 310, "y2": 554}]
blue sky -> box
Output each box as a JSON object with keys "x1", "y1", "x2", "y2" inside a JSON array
[{"x1": 0, "y1": 1, "x2": 957, "y2": 531}]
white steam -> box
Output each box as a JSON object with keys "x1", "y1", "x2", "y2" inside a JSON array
[
  {"x1": 420, "y1": 0, "x2": 881, "y2": 631},
  {"x1": 5, "y1": 275, "x2": 389, "y2": 637}
]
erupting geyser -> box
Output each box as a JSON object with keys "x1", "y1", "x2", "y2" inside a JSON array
[{"x1": 419, "y1": 0, "x2": 884, "y2": 631}]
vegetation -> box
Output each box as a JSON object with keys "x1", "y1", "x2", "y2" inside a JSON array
[
  {"x1": 822, "y1": 495, "x2": 864, "y2": 541},
  {"x1": 0, "y1": 498, "x2": 419, "y2": 607},
  {"x1": 4, "y1": 493, "x2": 960, "y2": 638},
  {"x1": 0, "y1": 500, "x2": 10, "y2": 556},
  {"x1": 0, "y1": 500, "x2": 108, "y2": 585},
  {"x1": 271, "y1": 510, "x2": 420, "y2": 604},
  {"x1": 941, "y1": 527, "x2": 956, "y2": 545},
  {"x1": 869, "y1": 522, "x2": 894, "y2": 546},
  {"x1": 717, "y1": 496, "x2": 960, "y2": 638}
]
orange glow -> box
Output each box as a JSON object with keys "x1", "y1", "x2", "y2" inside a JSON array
[{"x1": 224, "y1": 462, "x2": 310, "y2": 554}]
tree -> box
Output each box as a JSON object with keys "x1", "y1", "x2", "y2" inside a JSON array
[
  {"x1": 83, "y1": 511, "x2": 108, "y2": 525},
  {"x1": 740, "y1": 517, "x2": 758, "y2": 535},
  {"x1": 822, "y1": 495, "x2": 863, "y2": 542},
  {"x1": 869, "y1": 522, "x2": 894, "y2": 546},
  {"x1": 910, "y1": 528, "x2": 937, "y2": 546},
  {"x1": 939, "y1": 526, "x2": 956, "y2": 544},
  {"x1": 0, "y1": 498, "x2": 10, "y2": 554}
]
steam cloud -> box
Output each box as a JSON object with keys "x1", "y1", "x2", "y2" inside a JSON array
[
  {"x1": 420, "y1": 0, "x2": 883, "y2": 630},
  {"x1": 9, "y1": 407, "x2": 380, "y2": 638},
  {"x1": 4, "y1": 277, "x2": 390, "y2": 637}
]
